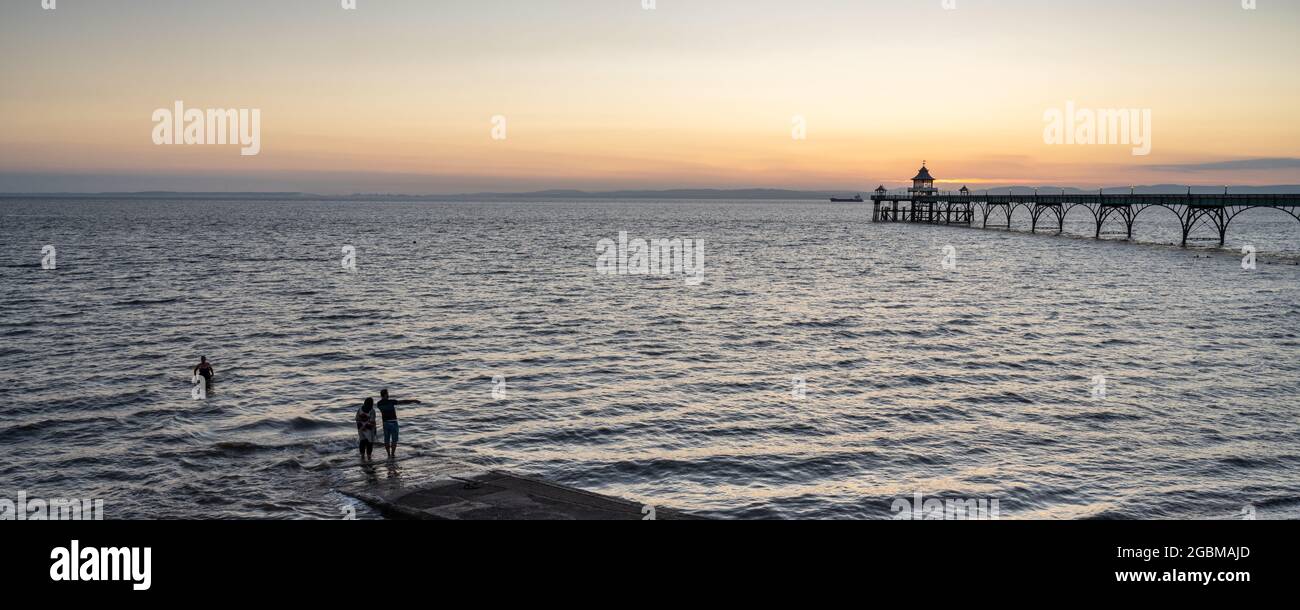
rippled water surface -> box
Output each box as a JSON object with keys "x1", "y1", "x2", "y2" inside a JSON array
[{"x1": 2, "y1": 198, "x2": 1299, "y2": 519}]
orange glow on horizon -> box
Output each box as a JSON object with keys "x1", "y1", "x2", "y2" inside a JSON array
[{"x1": 2, "y1": 1, "x2": 1298, "y2": 193}]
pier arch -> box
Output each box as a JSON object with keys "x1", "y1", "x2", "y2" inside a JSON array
[
  {"x1": 1061, "y1": 203, "x2": 1100, "y2": 236},
  {"x1": 1210, "y1": 204, "x2": 1300, "y2": 247},
  {"x1": 1128, "y1": 204, "x2": 1185, "y2": 244},
  {"x1": 1030, "y1": 203, "x2": 1065, "y2": 234},
  {"x1": 1094, "y1": 205, "x2": 1139, "y2": 240},
  {"x1": 980, "y1": 201, "x2": 1012, "y2": 229},
  {"x1": 1008, "y1": 203, "x2": 1035, "y2": 231}
]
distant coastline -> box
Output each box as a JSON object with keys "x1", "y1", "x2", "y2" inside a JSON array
[
  {"x1": 0, "y1": 188, "x2": 844, "y2": 202},
  {"x1": 4, "y1": 185, "x2": 1300, "y2": 202}
]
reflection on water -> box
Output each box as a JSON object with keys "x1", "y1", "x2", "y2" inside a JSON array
[{"x1": 1, "y1": 198, "x2": 1298, "y2": 519}]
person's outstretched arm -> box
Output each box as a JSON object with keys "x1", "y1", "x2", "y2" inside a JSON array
[{"x1": 396, "y1": 399, "x2": 421, "y2": 404}]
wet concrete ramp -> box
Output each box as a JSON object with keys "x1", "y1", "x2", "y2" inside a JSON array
[{"x1": 340, "y1": 468, "x2": 696, "y2": 520}]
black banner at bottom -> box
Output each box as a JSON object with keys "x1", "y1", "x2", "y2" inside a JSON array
[{"x1": 2, "y1": 519, "x2": 1286, "y2": 600}]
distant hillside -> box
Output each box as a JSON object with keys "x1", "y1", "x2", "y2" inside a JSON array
[
  {"x1": 0, "y1": 191, "x2": 315, "y2": 200},
  {"x1": 437, "y1": 188, "x2": 853, "y2": 200},
  {"x1": 0, "y1": 188, "x2": 851, "y2": 201}
]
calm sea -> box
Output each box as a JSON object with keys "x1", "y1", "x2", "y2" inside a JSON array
[{"x1": 2, "y1": 198, "x2": 1299, "y2": 519}]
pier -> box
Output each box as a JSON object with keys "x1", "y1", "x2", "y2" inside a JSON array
[{"x1": 871, "y1": 164, "x2": 1300, "y2": 246}]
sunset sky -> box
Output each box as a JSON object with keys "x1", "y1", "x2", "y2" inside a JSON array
[{"x1": 2, "y1": 0, "x2": 1298, "y2": 194}]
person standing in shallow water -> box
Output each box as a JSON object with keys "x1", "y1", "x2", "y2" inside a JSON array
[
  {"x1": 356, "y1": 398, "x2": 377, "y2": 461},
  {"x1": 192, "y1": 356, "x2": 214, "y2": 389},
  {"x1": 375, "y1": 389, "x2": 421, "y2": 459}
]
